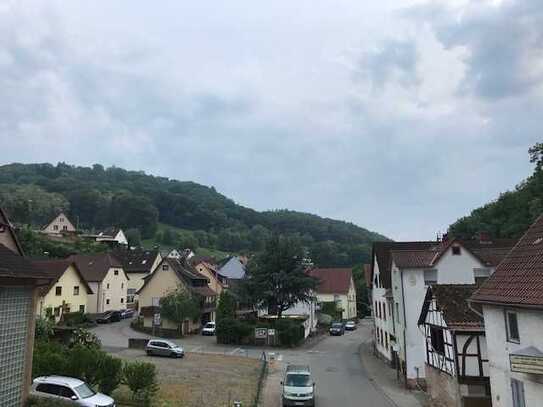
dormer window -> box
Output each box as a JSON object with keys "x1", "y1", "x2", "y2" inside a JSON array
[
  {"x1": 162, "y1": 264, "x2": 169, "y2": 271},
  {"x1": 452, "y1": 246, "x2": 461, "y2": 255}
]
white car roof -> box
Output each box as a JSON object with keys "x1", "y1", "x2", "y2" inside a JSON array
[
  {"x1": 150, "y1": 339, "x2": 177, "y2": 346},
  {"x1": 34, "y1": 376, "x2": 84, "y2": 387}
]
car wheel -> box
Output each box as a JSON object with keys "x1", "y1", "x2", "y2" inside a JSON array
[{"x1": 146, "y1": 350, "x2": 152, "y2": 356}]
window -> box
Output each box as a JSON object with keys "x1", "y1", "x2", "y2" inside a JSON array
[
  {"x1": 452, "y1": 245, "x2": 461, "y2": 255},
  {"x1": 58, "y1": 386, "x2": 76, "y2": 399},
  {"x1": 127, "y1": 288, "x2": 136, "y2": 304},
  {"x1": 424, "y1": 269, "x2": 437, "y2": 285},
  {"x1": 114, "y1": 270, "x2": 119, "y2": 275},
  {"x1": 73, "y1": 286, "x2": 79, "y2": 296},
  {"x1": 162, "y1": 264, "x2": 169, "y2": 271},
  {"x1": 53, "y1": 225, "x2": 59, "y2": 231},
  {"x1": 106, "y1": 299, "x2": 110, "y2": 305},
  {"x1": 396, "y1": 303, "x2": 400, "y2": 323},
  {"x1": 511, "y1": 379, "x2": 526, "y2": 407},
  {"x1": 55, "y1": 286, "x2": 62, "y2": 296},
  {"x1": 62, "y1": 225, "x2": 68, "y2": 231},
  {"x1": 374, "y1": 301, "x2": 378, "y2": 318},
  {"x1": 121, "y1": 283, "x2": 124, "y2": 289},
  {"x1": 79, "y1": 305, "x2": 85, "y2": 313},
  {"x1": 121, "y1": 298, "x2": 124, "y2": 304},
  {"x1": 54, "y1": 307, "x2": 61, "y2": 317},
  {"x1": 430, "y1": 327, "x2": 445, "y2": 354},
  {"x1": 59, "y1": 218, "x2": 64, "y2": 222},
  {"x1": 506, "y1": 311, "x2": 520, "y2": 343},
  {"x1": 385, "y1": 333, "x2": 389, "y2": 350},
  {"x1": 106, "y1": 283, "x2": 110, "y2": 289},
  {"x1": 383, "y1": 303, "x2": 387, "y2": 320}
]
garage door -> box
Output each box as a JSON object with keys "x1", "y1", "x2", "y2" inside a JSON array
[{"x1": 0, "y1": 287, "x2": 33, "y2": 407}]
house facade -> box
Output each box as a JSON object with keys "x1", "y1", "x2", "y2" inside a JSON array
[
  {"x1": 471, "y1": 215, "x2": 543, "y2": 407},
  {"x1": 32, "y1": 260, "x2": 93, "y2": 321},
  {"x1": 112, "y1": 248, "x2": 162, "y2": 306},
  {"x1": 41, "y1": 212, "x2": 76, "y2": 235},
  {"x1": 137, "y1": 257, "x2": 217, "y2": 334},
  {"x1": 419, "y1": 285, "x2": 490, "y2": 407},
  {"x1": 310, "y1": 268, "x2": 357, "y2": 320},
  {"x1": 371, "y1": 241, "x2": 435, "y2": 364},
  {"x1": 69, "y1": 253, "x2": 129, "y2": 314},
  {"x1": 193, "y1": 259, "x2": 226, "y2": 295},
  {"x1": 390, "y1": 237, "x2": 514, "y2": 387},
  {"x1": 0, "y1": 208, "x2": 52, "y2": 406}
]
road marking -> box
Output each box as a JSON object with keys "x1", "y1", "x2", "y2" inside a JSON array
[
  {"x1": 229, "y1": 347, "x2": 242, "y2": 355},
  {"x1": 191, "y1": 346, "x2": 202, "y2": 353}
]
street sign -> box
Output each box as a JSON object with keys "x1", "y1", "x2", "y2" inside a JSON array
[
  {"x1": 153, "y1": 313, "x2": 161, "y2": 326},
  {"x1": 255, "y1": 328, "x2": 267, "y2": 339},
  {"x1": 267, "y1": 329, "x2": 276, "y2": 336}
]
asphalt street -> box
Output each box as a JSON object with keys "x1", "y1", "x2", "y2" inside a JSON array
[{"x1": 92, "y1": 319, "x2": 395, "y2": 407}]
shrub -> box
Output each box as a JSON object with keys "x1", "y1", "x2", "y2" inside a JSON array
[
  {"x1": 274, "y1": 318, "x2": 304, "y2": 347},
  {"x1": 35, "y1": 317, "x2": 54, "y2": 341},
  {"x1": 70, "y1": 328, "x2": 101, "y2": 349},
  {"x1": 62, "y1": 311, "x2": 92, "y2": 327},
  {"x1": 216, "y1": 317, "x2": 253, "y2": 344},
  {"x1": 26, "y1": 395, "x2": 74, "y2": 406},
  {"x1": 122, "y1": 361, "x2": 159, "y2": 405},
  {"x1": 32, "y1": 340, "x2": 68, "y2": 378},
  {"x1": 97, "y1": 354, "x2": 123, "y2": 395}
]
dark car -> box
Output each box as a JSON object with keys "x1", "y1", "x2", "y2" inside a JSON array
[
  {"x1": 96, "y1": 310, "x2": 121, "y2": 324},
  {"x1": 120, "y1": 309, "x2": 135, "y2": 319},
  {"x1": 329, "y1": 322, "x2": 345, "y2": 336}
]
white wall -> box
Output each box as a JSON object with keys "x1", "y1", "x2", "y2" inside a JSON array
[
  {"x1": 483, "y1": 305, "x2": 543, "y2": 407},
  {"x1": 436, "y1": 247, "x2": 481, "y2": 284},
  {"x1": 373, "y1": 256, "x2": 394, "y2": 361}
]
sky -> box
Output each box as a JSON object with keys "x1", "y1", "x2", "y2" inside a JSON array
[{"x1": 1, "y1": 0, "x2": 542, "y2": 240}]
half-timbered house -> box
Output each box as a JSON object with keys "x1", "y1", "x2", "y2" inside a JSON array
[{"x1": 419, "y1": 284, "x2": 491, "y2": 407}]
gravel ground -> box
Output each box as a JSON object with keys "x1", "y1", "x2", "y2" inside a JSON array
[{"x1": 112, "y1": 348, "x2": 262, "y2": 407}]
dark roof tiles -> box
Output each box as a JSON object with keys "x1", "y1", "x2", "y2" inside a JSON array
[{"x1": 310, "y1": 268, "x2": 352, "y2": 295}]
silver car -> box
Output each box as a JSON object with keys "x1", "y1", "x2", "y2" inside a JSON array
[
  {"x1": 145, "y1": 339, "x2": 185, "y2": 358},
  {"x1": 31, "y1": 375, "x2": 115, "y2": 406}
]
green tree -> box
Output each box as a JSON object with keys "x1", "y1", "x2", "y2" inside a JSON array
[
  {"x1": 242, "y1": 235, "x2": 317, "y2": 318},
  {"x1": 159, "y1": 288, "x2": 200, "y2": 335},
  {"x1": 351, "y1": 265, "x2": 370, "y2": 317},
  {"x1": 529, "y1": 142, "x2": 543, "y2": 171},
  {"x1": 125, "y1": 228, "x2": 142, "y2": 246}
]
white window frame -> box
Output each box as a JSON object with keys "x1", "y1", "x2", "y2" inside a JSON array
[{"x1": 511, "y1": 378, "x2": 526, "y2": 407}]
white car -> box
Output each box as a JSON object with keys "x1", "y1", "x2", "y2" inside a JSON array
[
  {"x1": 202, "y1": 321, "x2": 216, "y2": 336},
  {"x1": 31, "y1": 376, "x2": 115, "y2": 406},
  {"x1": 345, "y1": 320, "x2": 356, "y2": 330}
]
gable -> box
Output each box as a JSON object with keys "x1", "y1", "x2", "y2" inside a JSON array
[
  {"x1": 43, "y1": 212, "x2": 76, "y2": 233},
  {"x1": 137, "y1": 263, "x2": 184, "y2": 298},
  {"x1": 0, "y1": 208, "x2": 23, "y2": 255}
]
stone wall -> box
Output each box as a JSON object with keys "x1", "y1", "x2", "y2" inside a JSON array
[{"x1": 425, "y1": 364, "x2": 461, "y2": 407}]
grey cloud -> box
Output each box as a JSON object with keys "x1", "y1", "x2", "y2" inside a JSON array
[
  {"x1": 410, "y1": 0, "x2": 543, "y2": 100},
  {"x1": 355, "y1": 39, "x2": 419, "y2": 90}
]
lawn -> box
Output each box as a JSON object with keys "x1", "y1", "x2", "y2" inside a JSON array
[{"x1": 113, "y1": 350, "x2": 262, "y2": 407}]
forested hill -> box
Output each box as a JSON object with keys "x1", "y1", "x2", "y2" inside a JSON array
[
  {"x1": 0, "y1": 162, "x2": 388, "y2": 266},
  {"x1": 450, "y1": 144, "x2": 543, "y2": 239}
]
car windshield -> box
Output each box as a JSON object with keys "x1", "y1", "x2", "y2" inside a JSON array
[
  {"x1": 332, "y1": 323, "x2": 343, "y2": 328},
  {"x1": 205, "y1": 323, "x2": 214, "y2": 328},
  {"x1": 285, "y1": 374, "x2": 311, "y2": 387},
  {"x1": 74, "y1": 383, "x2": 96, "y2": 399}
]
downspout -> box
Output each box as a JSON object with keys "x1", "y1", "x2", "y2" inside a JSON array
[
  {"x1": 400, "y1": 269, "x2": 408, "y2": 389},
  {"x1": 468, "y1": 300, "x2": 484, "y2": 319}
]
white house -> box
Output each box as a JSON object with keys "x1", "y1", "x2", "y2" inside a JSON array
[
  {"x1": 386, "y1": 237, "x2": 514, "y2": 387},
  {"x1": 41, "y1": 212, "x2": 76, "y2": 235},
  {"x1": 419, "y1": 284, "x2": 490, "y2": 407},
  {"x1": 371, "y1": 241, "x2": 436, "y2": 365},
  {"x1": 471, "y1": 215, "x2": 543, "y2": 407},
  {"x1": 310, "y1": 268, "x2": 357, "y2": 320},
  {"x1": 68, "y1": 253, "x2": 129, "y2": 314},
  {"x1": 96, "y1": 228, "x2": 128, "y2": 245}
]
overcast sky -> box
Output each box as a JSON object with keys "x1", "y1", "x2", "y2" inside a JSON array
[{"x1": 1, "y1": 0, "x2": 542, "y2": 240}]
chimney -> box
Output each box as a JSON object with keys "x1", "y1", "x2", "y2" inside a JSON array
[
  {"x1": 442, "y1": 232, "x2": 449, "y2": 243},
  {"x1": 478, "y1": 231, "x2": 491, "y2": 243}
]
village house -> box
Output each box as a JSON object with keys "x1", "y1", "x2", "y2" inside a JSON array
[
  {"x1": 192, "y1": 257, "x2": 227, "y2": 295},
  {"x1": 96, "y1": 227, "x2": 128, "y2": 245},
  {"x1": 41, "y1": 212, "x2": 76, "y2": 236},
  {"x1": 310, "y1": 267, "x2": 357, "y2": 320},
  {"x1": 112, "y1": 248, "x2": 162, "y2": 306},
  {"x1": 32, "y1": 260, "x2": 93, "y2": 322},
  {"x1": 68, "y1": 253, "x2": 129, "y2": 314},
  {"x1": 471, "y1": 215, "x2": 543, "y2": 407},
  {"x1": 137, "y1": 257, "x2": 217, "y2": 334},
  {"x1": 418, "y1": 284, "x2": 490, "y2": 407},
  {"x1": 371, "y1": 241, "x2": 436, "y2": 366},
  {"x1": 0, "y1": 208, "x2": 52, "y2": 406},
  {"x1": 389, "y1": 236, "x2": 514, "y2": 388}
]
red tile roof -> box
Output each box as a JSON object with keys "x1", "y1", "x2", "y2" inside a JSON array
[
  {"x1": 471, "y1": 215, "x2": 543, "y2": 308},
  {"x1": 310, "y1": 268, "x2": 353, "y2": 295}
]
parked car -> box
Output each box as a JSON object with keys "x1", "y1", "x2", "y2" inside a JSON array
[
  {"x1": 202, "y1": 321, "x2": 216, "y2": 336},
  {"x1": 145, "y1": 339, "x2": 184, "y2": 358},
  {"x1": 31, "y1": 375, "x2": 115, "y2": 406},
  {"x1": 281, "y1": 364, "x2": 315, "y2": 407},
  {"x1": 96, "y1": 310, "x2": 121, "y2": 324},
  {"x1": 119, "y1": 309, "x2": 135, "y2": 319},
  {"x1": 344, "y1": 320, "x2": 356, "y2": 331},
  {"x1": 329, "y1": 322, "x2": 345, "y2": 336}
]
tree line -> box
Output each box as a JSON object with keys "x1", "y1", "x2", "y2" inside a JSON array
[{"x1": 0, "y1": 162, "x2": 388, "y2": 267}]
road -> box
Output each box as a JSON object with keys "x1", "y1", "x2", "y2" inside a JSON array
[
  {"x1": 92, "y1": 319, "x2": 395, "y2": 407},
  {"x1": 263, "y1": 322, "x2": 394, "y2": 407}
]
